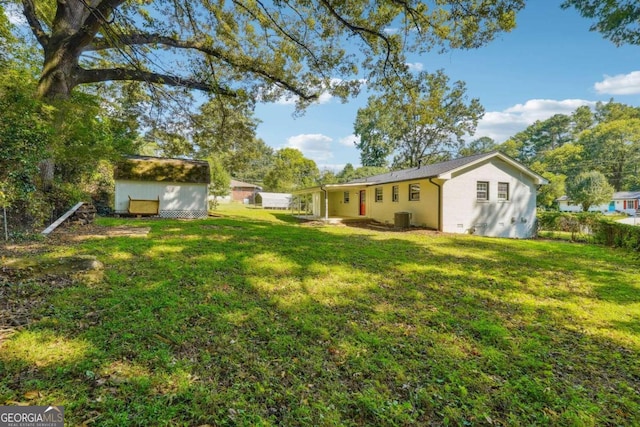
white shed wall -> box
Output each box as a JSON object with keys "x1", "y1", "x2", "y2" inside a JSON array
[
  {"x1": 115, "y1": 180, "x2": 208, "y2": 218},
  {"x1": 441, "y1": 159, "x2": 538, "y2": 238}
]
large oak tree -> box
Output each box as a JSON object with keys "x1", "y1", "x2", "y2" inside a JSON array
[{"x1": 19, "y1": 0, "x2": 525, "y2": 103}]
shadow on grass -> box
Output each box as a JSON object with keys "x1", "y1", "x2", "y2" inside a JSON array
[{"x1": 1, "y1": 216, "x2": 639, "y2": 425}]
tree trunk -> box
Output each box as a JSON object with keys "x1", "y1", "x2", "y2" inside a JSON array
[
  {"x1": 37, "y1": 36, "x2": 82, "y2": 100},
  {"x1": 36, "y1": 19, "x2": 84, "y2": 189},
  {"x1": 39, "y1": 158, "x2": 55, "y2": 191},
  {"x1": 36, "y1": 45, "x2": 74, "y2": 190}
]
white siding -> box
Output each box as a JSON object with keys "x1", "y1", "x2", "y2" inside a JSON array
[
  {"x1": 557, "y1": 201, "x2": 610, "y2": 213},
  {"x1": 115, "y1": 180, "x2": 208, "y2": 218},
  {"x1": 441, "y1": 158, "x2": 538, "y2": 238}
]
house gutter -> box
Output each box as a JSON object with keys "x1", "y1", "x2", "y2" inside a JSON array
[
  {"x1": 429, "y1": 178, "x2": 442, "y2": 231},
  {"x1": 320, "y1": 185, "x2": 329, "y2": 220}
]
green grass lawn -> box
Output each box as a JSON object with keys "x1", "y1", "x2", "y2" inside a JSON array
[{"x1": 1, "y1": 205, "x2": 639, "y2": 426}]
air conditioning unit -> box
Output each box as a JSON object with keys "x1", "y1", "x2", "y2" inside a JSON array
[{"x1": 394, "y1": 212, "x2": 411, "y2": 229}]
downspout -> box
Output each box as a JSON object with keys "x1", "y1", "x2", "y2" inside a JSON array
[
  {"x1": 321, "y1": 185, "x2": 329, "y2": 220},
  {"x1": 429, "y1": 178, "x2": 442, "y2": 232}
]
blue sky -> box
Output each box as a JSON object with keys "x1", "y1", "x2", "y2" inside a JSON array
[{"x1": 254, "y1": 2, "x2": 640, "y2": 172}]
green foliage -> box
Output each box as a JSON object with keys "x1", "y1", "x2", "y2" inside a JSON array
[
  {"x1": 563, "y1": 0, "x2": 640, "y2": 46},
  {"x1": 498, "y1": 101, "x2": 640, "y2": 199},
  {"x1": 355, "y1": 70, "x2": 484, "y2": 168},
  {"x1": 566, "y1": 171, "x2": 615, "y2": 212},
  {"x1": 208, "y1": 158, "x2": 231, "y2": 210},
  {"x1": 0, "y1": 181, "x2": 16, "y2": 211},
  {"x1": 538, "y1": 211, "x2": 640, "y2": 252},
  {"x1": 458, "y1": 136, "x2": 498, "y2": 157},
  {"x1": 0, "y1": 59, "x2": 139, "y2": 230},
  {"x1": 592, "y1": 219, "x2": 640, "y2": 252},
  {"x1": 49, "y1": 92, "x2": 139, "y2": 185},
  {"x1": 335, "y1": 164, "x2": 389, "y2": 183},
  {"x1": 535, "y1": 172, "x2": 566, "y2": 208},
  {"x1": 0, "y1": 70, "x2": 51, "y2": 198},
  {"x1": 537, "y1": 211, "x2": 602, "y2": 241},
  {"x1": 263, "y1": 148, "x2": 319, "y2": 192},
  {"x1": 22, "y1": 0, "x2": 525, "y2": 103},
  {"x1": 576, "y1": 118, "x2": 640, "y2": 190}
]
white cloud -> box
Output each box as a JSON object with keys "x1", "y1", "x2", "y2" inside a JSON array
[
  {"x1": 406, "y1": 62, "x2": 424, "y2": 72},
  {"x1": 475, "y1": 99, "x2": 596, "y2": 142},
  {"x1": 286, "y1": 133, "x2": 334, "y2": 162},
  {"x1": 338, "y1": 134, "x2": 360, "y2": 147},
  {"x1": 594, "y1": 71, "x2": 640, "y2": 95}
]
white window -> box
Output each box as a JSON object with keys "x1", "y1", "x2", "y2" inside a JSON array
[
  {"x1": 343, "y1": 191, "x2": 350, "y2": 203},
  {"x1": 392, "y1": 185, "x2": 399, "y2": 202},
  {"x1": 375, "y1": 187, "x2": 383, "y2": 202},
  {"x1": 498, "y1": 182, "x2": 509, "y2": 201},
  {"x1": 477, "y1": 181, "x2": 489, "y2": 201},
  {"x1": 409, "y1": 184, "x2": 420, "y2": 201}
]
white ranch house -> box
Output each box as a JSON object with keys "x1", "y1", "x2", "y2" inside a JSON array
[
  {"x1": 114, "y1": 156, "x2": 210, "y2": 219},
  {"x1": 557, "y1": 191, "x2": 640, "y2": 214},
  {"x1": 293, "y1": 152, "x2": 547, "y2": 238}
]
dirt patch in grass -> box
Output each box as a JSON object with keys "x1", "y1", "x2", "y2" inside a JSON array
[
  {"x1": 49, "y1": 224, "x2": 150, "y2": 242},
  {"x1": 0, "y1": 254, "x2": 104, "y2": 343}
]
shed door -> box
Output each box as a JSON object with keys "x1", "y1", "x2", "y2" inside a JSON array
[{"x1": 359, "y1": 190, "x2": 366, "y2": 216}]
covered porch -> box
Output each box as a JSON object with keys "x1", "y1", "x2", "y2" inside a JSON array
[{"x1": 291, "y1": 183, "x2": 369, "y2": 221}]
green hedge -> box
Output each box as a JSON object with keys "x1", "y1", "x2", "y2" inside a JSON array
[{"x1": 537, "y1": 211, "x2": 640, "y2": 252}]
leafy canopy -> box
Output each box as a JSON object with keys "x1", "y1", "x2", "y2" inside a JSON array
[
  {"x1": 563, "y1": 0, "x2": 640, "y2": 46},
  {"x1": 566, "y1": 170, "x2": 615, "y2": 212},
  {"x1": 18, "y1": 0, "x2": 524, "y2": 103},
  {"x1": 354, "y1": 69, "x2": 484, "y2": 168}
]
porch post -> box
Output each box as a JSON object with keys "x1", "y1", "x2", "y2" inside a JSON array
[
  {"x1": 320, "y1": 186, "x2": 329, "y2": 220},
  {"x1": 325, "y1": 191, "x2": 328, "y2": 220}
]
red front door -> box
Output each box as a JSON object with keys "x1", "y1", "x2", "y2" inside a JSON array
[{"x1": 359, "y1": 190, "x2": 366, "y2": 216}]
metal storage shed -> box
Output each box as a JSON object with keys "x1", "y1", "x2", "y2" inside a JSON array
[{"x1": 255, "y1": 192, "x2": 293, "y2": 209}]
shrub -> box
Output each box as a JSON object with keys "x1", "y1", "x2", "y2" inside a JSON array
[
  {"x1": 538, "y1": 211, "x2": 640, "y2": 252},
  {"x1": 591, "y1": 219, "x2": 640, "y2": 252}
]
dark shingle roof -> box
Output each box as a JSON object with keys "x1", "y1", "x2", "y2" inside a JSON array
[{"x1": 346, "y1": 151, "x2": 507, "y2": 185}]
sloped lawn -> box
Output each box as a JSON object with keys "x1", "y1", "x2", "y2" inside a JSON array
[{"x1": 1, "y1": 206, "x2": 639, "y2": 426}]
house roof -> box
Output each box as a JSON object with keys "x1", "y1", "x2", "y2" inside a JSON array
[
  {"x1": 613, "y1": 191, "x2": 640, "y2": 199},
  {"x1": 230, "y1": 179, "x2": 262, "y2": 189},
  {"x1": 257, "y1": 192, "x2": 293, "y2": 199},
  {"x1": 114, "y1": 155, "x2": 211, "y2": 184},
  {"x1": 345, "y1": 151, "x2": 546, "y2": 186},
  {"x1": 294, "y1": 152, "x2": 545, "y2": 195}
]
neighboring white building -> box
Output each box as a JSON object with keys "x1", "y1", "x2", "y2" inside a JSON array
[
  {"x1": 557, "y1": 191, "x2": 640, "y2": 214},
  {"x1": 293, "y1": 152, "x2": 547, "y2": 238},
  {"x1": 114, "y1": 156, "x2": 210, "y2": 219},
  {"x1": 255, "y1": 192, "x2": 293, "y2": 209}
]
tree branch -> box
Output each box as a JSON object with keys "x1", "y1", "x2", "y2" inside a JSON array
[
  {"x1": 68, "y1": 0, "x2": 127, "y2": 49},
  {"x1": 76, "y1": 67, "x2": 237, "y2": 96},
  {"x1": 85, "y1": 33, "x2": 318, "y2": 100},
  {"x1": 317, "y1": 0, "x2": 392, "y2": 66},
  {"x1": 21, "y1": 0, "x2": 49, "y2": 47}
]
